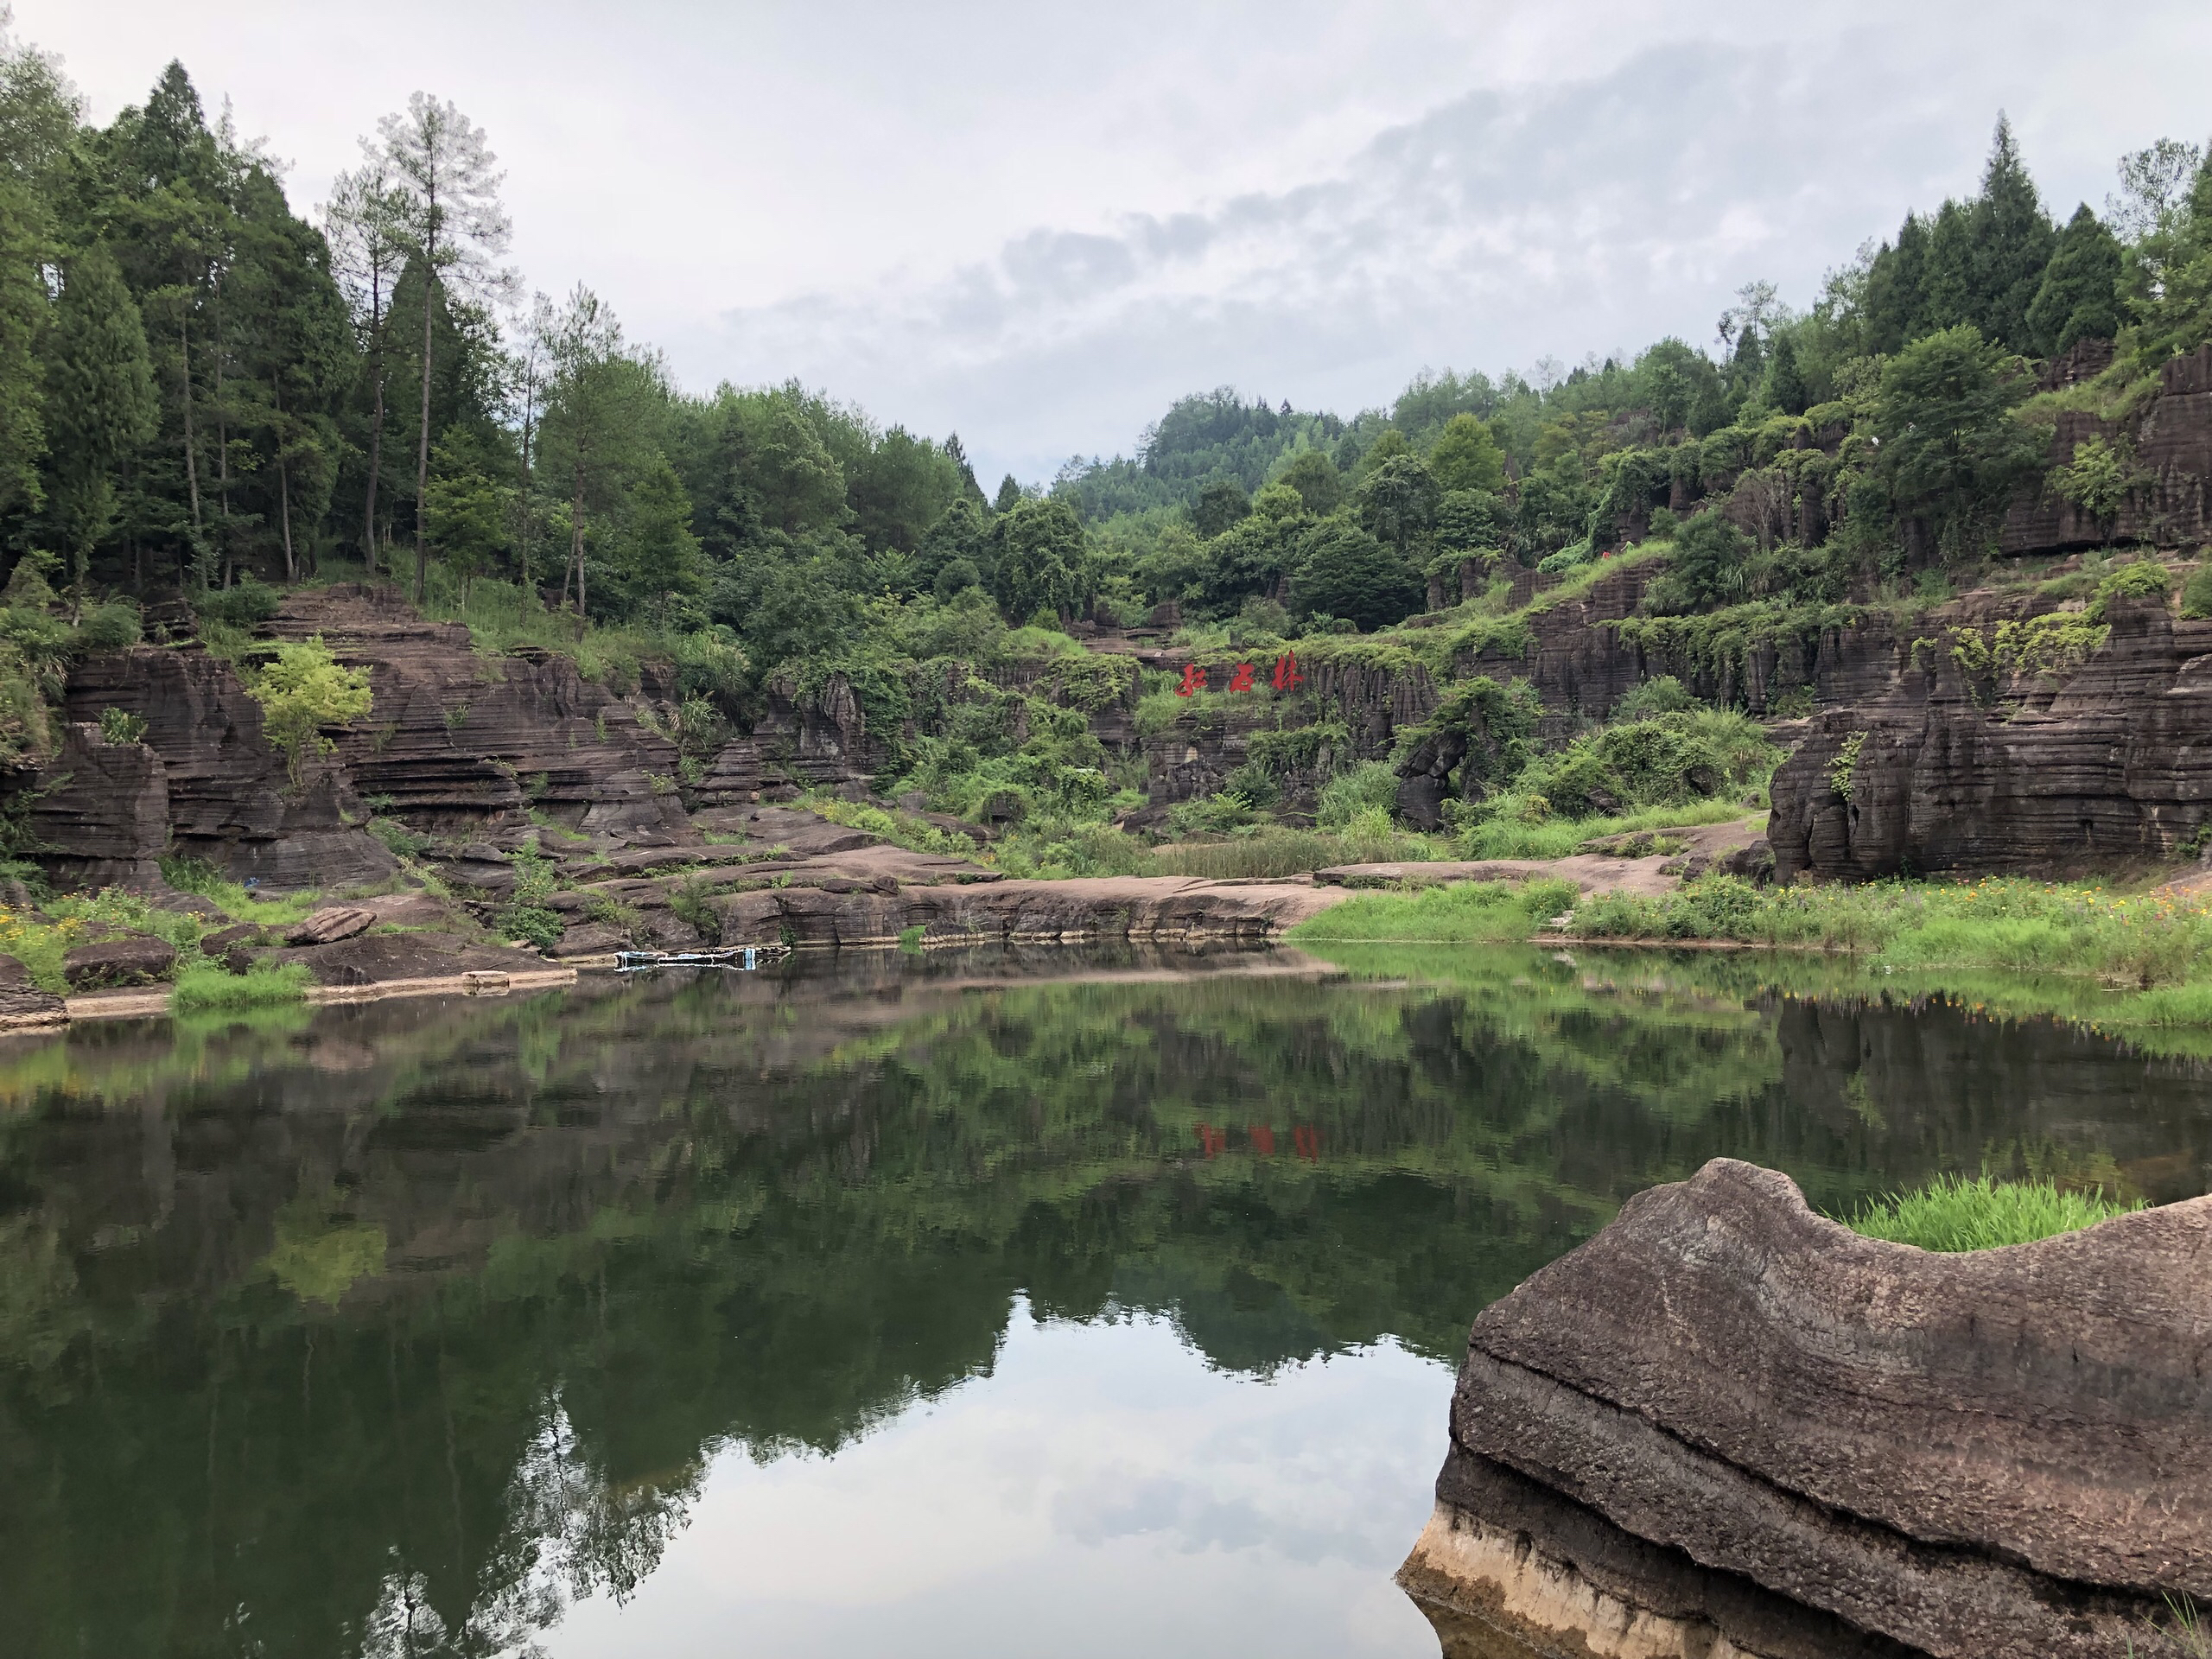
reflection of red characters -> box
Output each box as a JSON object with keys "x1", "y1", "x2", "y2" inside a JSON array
[
  {"x1": 1196, "y1": 1122, "x2": 1226, "y2": 1158},
  {"x1": 1227, "y1": 662, "x2": 1256, "y2": 693},
  {"x1": 1175, "y1": 663, "x2": 1206, "y2": 697},
  {"x1": 1271, "y1": 652, "x2": 1302, "y2": 691},
  {"x1": 1248, "y1": 1124, "x2": 1275, "y2": 1156},
  {"x1": 1294, "y1": 1125, "x2": 1319, "y2": 1162}
]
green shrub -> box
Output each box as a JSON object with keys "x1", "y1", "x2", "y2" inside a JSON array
[
  {"x1": 1219, "y1": 760, "x2": 1279, "y2": 808},
  {"x1": 992, "y1": 822, "x2": 1155, "y2": 878},
  {"x1": 498, "y1": 905, "x2": 563, "y2": 951},
  {"x1": 1841, "y1": 1173, "x2": 2141, "y2": 1251},
  {"x1": 2182, "y1": 564, "x2": 2212, "y2": 621},
  {"x1": 2088, "y1": 558, "x2": 2171, "y2": 618},
  {"x1": 74, "y1": 600, "x2": 142, "y2": 652},
  {"x1": 1611, "y1": 676, "x2": 1695, "y2": 718},
  {"x1": 193, "y1": 577, "x2": 282, "y2": 628},
  {"x1": 1315, "y1": 760, "x2": 1400, "y2": 829},
  {"x1": 1510, "y1": 710, "x2": 1779, "y2": 820},
  {"x1": 1828, "y1": 730, "x2": 1868, "y2": 800},
  {"x1": 667, "y1": 877, "x2": 721, "y2": 944},
  {"x1": 1166, "y1": 791, "x2": 1262, "y2": 838},
  {"x1": 97, "y1": 706, "x2": 147, "y2": 745},
  {"x1": 172, "y1": 960, "x2": 312, "y2": 1014}
]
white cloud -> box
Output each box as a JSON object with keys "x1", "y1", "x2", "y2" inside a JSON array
[{"x1": 22, "y1": 1, "x2": 2212, "y2": 486}]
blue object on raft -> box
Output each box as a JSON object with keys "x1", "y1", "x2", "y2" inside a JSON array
[{"x1": 614, "y1": 945, "x2": 781, "y2": 973}]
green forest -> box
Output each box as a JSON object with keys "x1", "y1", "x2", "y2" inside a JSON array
[{"x1": 4, "y1": 13, "x2": 2212, "y2": 850}]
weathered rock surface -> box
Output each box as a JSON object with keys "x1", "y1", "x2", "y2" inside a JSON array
[
  {"x1": 60, "y1": 645, "x2": 397, "y2": 889},
  {"x1": 712, "y1": 874, "x2": 1344, "y2": 950},
  {"x1": 265, "y1": 585, "x2": 697, "y2": 843},
  {"x1": 22, "y1": 721, "x2": 169, "y2": 889},
  {"x1": 63, "y1": 932, "x2": 177, "y2": 989},
  {"x1": 285, "y1": 906, "x2": 377, "y2": 946},
  {"x1": 1402, "y1": 1158, "x2": 2212, "y2": 1659},
  {"x1": 268, "y1": 931, "x2": 555, "y2": 987},
  {"x1": 0, "y1": 987, "x2": 65, "y2": 1027},
  {"x1": 1769, "y1": 593, "x2": 2212, "y2": 879}
]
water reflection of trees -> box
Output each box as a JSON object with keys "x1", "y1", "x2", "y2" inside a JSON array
[{"x1": 0, "y1": 946, "x2": 2204, "y2": 1656}]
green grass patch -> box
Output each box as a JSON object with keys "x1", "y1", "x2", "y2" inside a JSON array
[
  {"x1": 159, "y1": 856, "x2": 322, "y2": 926},
  {"x1": 171, "y1": 961, "x2": 313, "y2": 1014},
  {"x1": 1291, "y1": 878, "x2": 1580, "y2": 944},
  {"x1": 1569, "y1": 874, "x2": 2212, "y2": 985},
  {"x1": 1456, "y1": 801, "x2": 1755, "y2": 861},
  {"x1": 1840, "y1": 1173, "x2": 2142, "y2": 1252}
]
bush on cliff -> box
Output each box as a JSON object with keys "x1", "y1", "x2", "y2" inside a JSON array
[
  {"x1": 1842, "y1": 1173, "x2": 2141, "y2": 1251},
  {"x1": 246, "y1": 637, "x2": 375, "y2": 785},
  {"x1": 1510, "y1": 709, "x2": 1779, "y2": 820},
  {"x1": 2183, "y1": 563, "x2": 2212, "y2": 620}
]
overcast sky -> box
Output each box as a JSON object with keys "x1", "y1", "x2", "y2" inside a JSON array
[{"x1": 19, "y1": 2, "x2": 2212, "y2": 486}]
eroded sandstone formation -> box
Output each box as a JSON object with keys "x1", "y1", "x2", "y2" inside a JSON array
[
  {"x1": 1399, "y1": 1158, "x2": 2212, "y2": 1659},
  {"x1": 1768, "y1": 592, "x2": 2212, "y2": 878}
]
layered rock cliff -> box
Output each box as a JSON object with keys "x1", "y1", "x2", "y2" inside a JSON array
[{"x1": 1768, "y1": 591, "x2": 2212, "y2": 879}]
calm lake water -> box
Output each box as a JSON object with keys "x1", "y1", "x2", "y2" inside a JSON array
[{"x1": 3, "y1": 944, "x2": 2208, "y2": 1658}]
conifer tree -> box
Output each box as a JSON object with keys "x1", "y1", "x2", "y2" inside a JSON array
[
  {"x1": 0, "y1": 174, "x2": 43, "y2": 520},
  {"x1": 42, "y1": 246, "x2": 156, "y2": 595},
  {"x1": 1763, "y1": 332, "x2": 1808, "y2": 416},
  {"x1": 1969, "y1": 115, "x2": 2057, "y2": 353},
  {"x1": 2027, "y1": 205, "x2": 2124, "y2": 357},
  {"x1": 1861, "y1": 216, "x2": 1930, "y2": 355}
]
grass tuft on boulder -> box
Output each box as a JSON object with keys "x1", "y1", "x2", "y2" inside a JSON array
[{"x1": 1841, "y1": 1173, "x2": 2141, "y2": 1252}]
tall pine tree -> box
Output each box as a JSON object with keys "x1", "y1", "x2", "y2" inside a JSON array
[
  {"x1": 2027, "y1": 205, "x2": 2124, "y2": 356},
  {"x1": 42, "y1": 246, "x2": 156, "y2": 594},
  {"x1": 1969, "y1": 115, "x2": 2057, "y2": 353}
]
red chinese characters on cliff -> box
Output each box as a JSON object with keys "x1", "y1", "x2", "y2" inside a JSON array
[{"x1": 1173, "y1": 652, "x2": 1301, "y2": 696}]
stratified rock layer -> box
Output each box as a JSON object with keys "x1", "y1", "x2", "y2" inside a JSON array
[
  {"x1": 60, "y1": 645, "x2": 397, "y2": 887},
  {"x1": 1767, "y1": 594, "x2": 2212, "y2": 878},
  {"x1": 1402, "y1": 1159, "x2": 2212, "y2": 1659}
]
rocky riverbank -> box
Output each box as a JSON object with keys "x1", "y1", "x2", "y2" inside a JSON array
[{"x1": 1397, "y1": 1158, "x2": 2212, "y2": 1659}]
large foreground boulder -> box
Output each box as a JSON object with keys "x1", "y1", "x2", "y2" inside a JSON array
[{"x1": 1400, "y1": 1158, "x2": 2212, "y2": 1659}]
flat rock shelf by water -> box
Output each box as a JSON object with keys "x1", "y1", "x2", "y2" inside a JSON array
[{"x1": 0, "y1": 942, "x2": 2206, "y2": 1658}]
